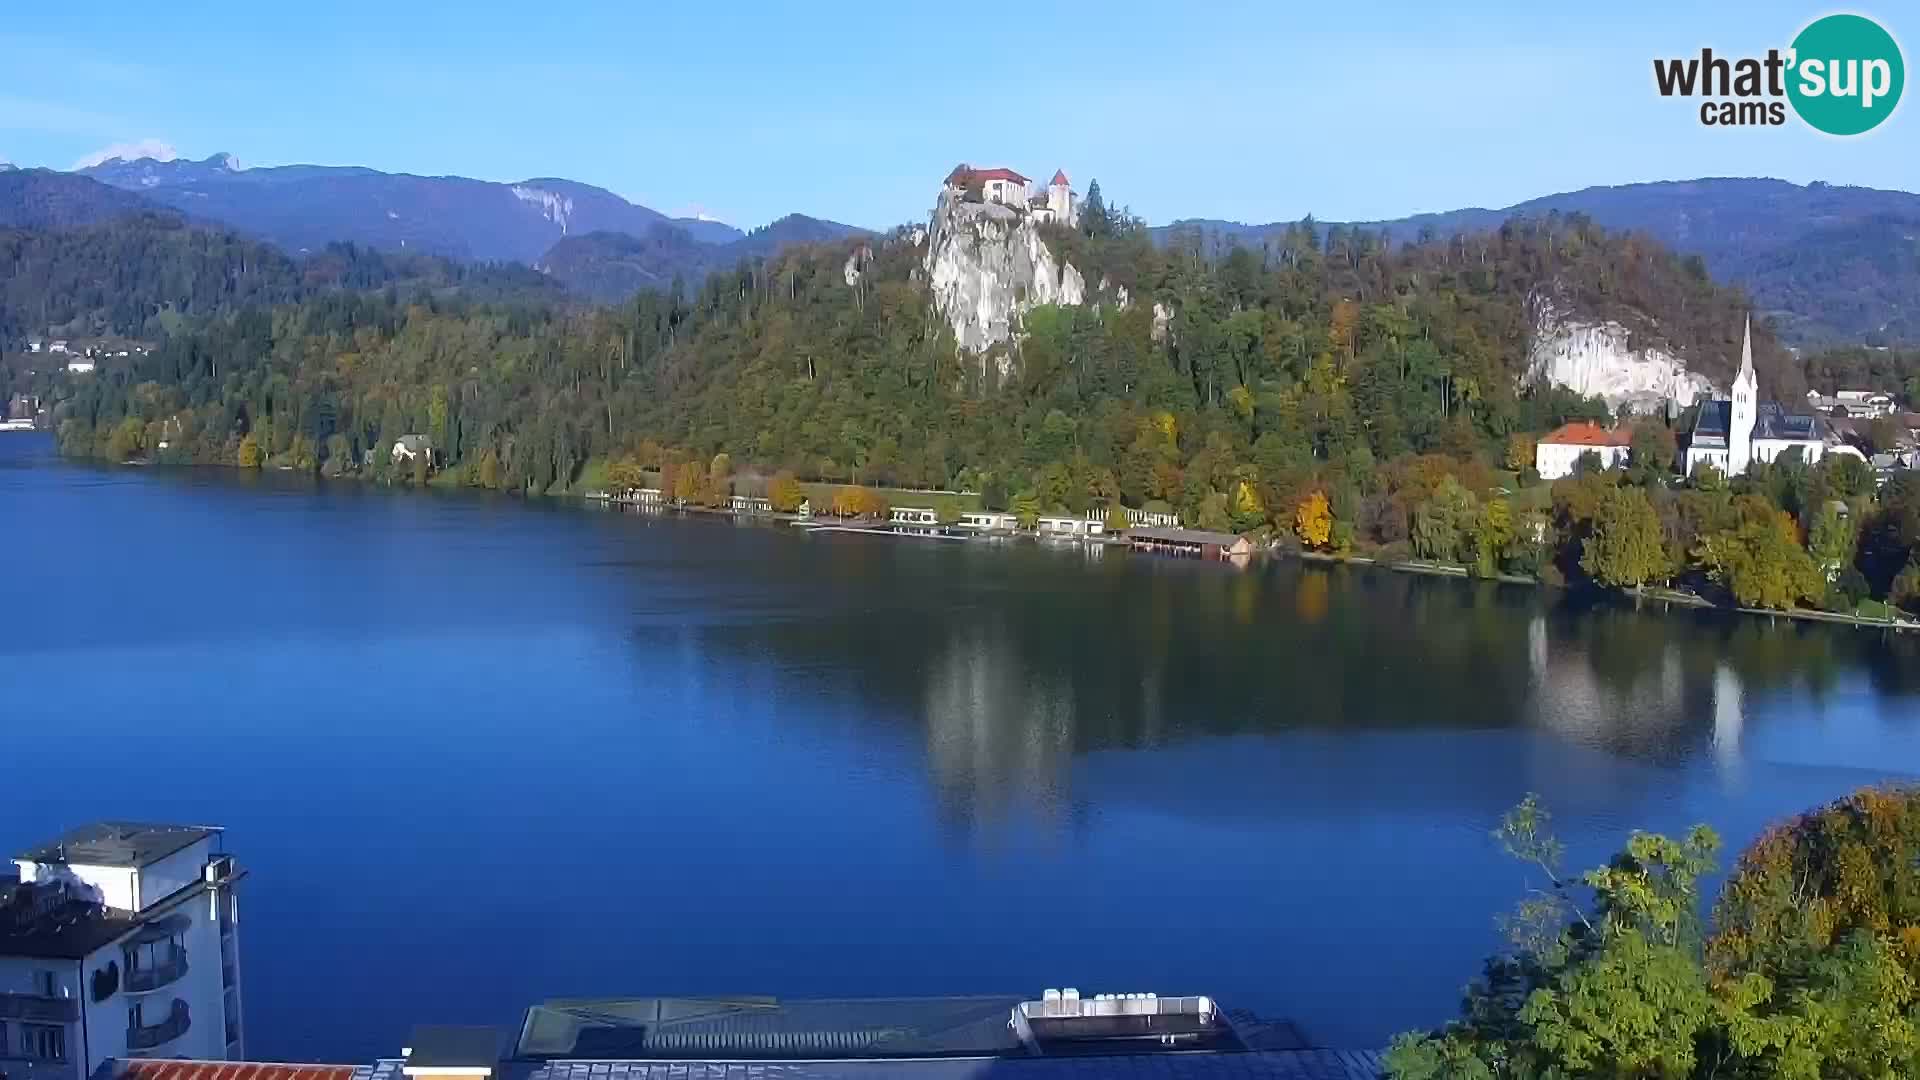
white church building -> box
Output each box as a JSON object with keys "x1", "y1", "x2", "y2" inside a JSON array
[{"x1": 1685, "y1": 318, "x2": 1861, "y2": 476}]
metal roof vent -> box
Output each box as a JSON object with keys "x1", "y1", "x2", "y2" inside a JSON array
[{"x1": 1012, "y1": 990, "x2": 1218, "y2": 1050}]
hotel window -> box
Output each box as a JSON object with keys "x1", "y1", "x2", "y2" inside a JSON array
[
  {"x1": 22, "y1": 1022, "x2": 66, "y2": 1061},
  {"x1": 33, "y1": 970, "x2": 58, "y2": 997}
]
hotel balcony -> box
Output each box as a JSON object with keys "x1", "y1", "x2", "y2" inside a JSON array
[
  {"x1": 0, "y1": 992, "x2": 79, "y2": 1023},
  {"x1": 127, "y1": 999, "x2": 191, "y2": 1051},
  {"x1": 125, "y1": 946, "x2": 190, "y2": 994}
]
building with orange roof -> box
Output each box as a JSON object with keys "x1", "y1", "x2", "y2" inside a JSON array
[{"x1": 1534, "y1": 421, "x2": 1633, "y2": 479}]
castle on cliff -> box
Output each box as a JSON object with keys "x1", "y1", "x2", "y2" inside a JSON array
[{"x1": 943, "y1": 165, "x2": 1078, "y2": 225}]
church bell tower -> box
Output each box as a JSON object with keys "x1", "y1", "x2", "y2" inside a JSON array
[{"x1": 1728, "y1": 316, "x2": 1758, "y2": 475}]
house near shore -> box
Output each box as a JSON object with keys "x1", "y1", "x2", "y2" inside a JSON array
[
  {"x1": 1535, "y1": 421, "x2": 1631, "y2": 479},
  {"x1": 390, "y1": 435, "x2": 435, "y2": 468}
]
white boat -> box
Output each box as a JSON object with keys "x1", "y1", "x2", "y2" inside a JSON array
[{"x1": 0, "y1": 418, "x2": 37, "y2": 432}]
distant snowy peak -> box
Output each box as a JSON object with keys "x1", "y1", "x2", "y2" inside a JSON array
[
  {"x1": 78, "y1": 152, "x2": 245, "y2": 189},
  {"x1": 511, "y1": 185, "x2": 575, "y2": 234}
]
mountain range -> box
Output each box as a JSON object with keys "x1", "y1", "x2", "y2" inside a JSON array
[
  {"x1": 5, "y1": 154, "x2": 1916, "y2": 345},
  {"x1": 73, "y1": 152, "x2": 751, "y2": 261},
  {"x1": 1158, "y1": 178, "x2": 1920, "y2": 345}
]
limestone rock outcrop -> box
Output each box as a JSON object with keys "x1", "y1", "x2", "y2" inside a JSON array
[
  {"x1": 922, "y1": 191, "x2": 1085, "y2": 380},
  {"x1": 1524, "y1": 296, "x2": 1713, "y2": 413}
]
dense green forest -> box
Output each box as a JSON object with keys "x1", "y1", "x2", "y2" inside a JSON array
[
  {"x1": 11, "y1": 196, "x2": 1920, "y2": 613},
  {"x1": 0, "y1": 212, "x2": 561, "y2": 345}
]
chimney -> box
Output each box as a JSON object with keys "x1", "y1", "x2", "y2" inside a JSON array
[{"x1": 402, "y1": 1027, "x2": 498, "y2": 1080}]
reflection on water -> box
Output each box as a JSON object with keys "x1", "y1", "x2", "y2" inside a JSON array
[{"x1": 3, "y1": 438, "x2": 1918, "y2": 1059}]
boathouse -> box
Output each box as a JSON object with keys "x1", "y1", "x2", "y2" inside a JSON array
[
  {"x1": 1127, "y1": 527, "x2": 1253, "y2": 559},
  {"x1": 958, "y1": 511, "x2": 1017, "y2": 531}
]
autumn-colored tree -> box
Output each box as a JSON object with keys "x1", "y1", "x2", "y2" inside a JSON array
[
  {"x1": 237, "y1": 434, "x2": 262, "y2": 468},
  {"x1": 1581, "y1": 486, "x2": 1669, "y2": 589},
  {"x1": 1472, "y1": 497, "x2": 1514, "y2": 578},
  {"x1": 1104, "y1": 505, "x2": 1129, "y2": 534},
  {"x1": 604, "y1": 458, "x2": 646, "y2": 497},
  {"x1": 767, "y1": 471, "x2": 804, "y2": 513},
  {"x1": 1706, "y1": 786, "x2": 1920, "y2": 1076},
  {"x1": 1295, "y1": 491, "x2": 1332, "y2": 549},
  {"x1": 667, "y1": 461, "x2": 703, "y2": 504},
  {"x1": 476, "y1": 448, "x2": 501, "y2": 489},
  {"x1": 831, "y1": 485, "x2": 884, "y2": 519},
  {"x1": 106, "y1": 416, "x2": 145, "y2": 461},
  {"x1": 1504, "y1": 433, "x2": 1535, "y2": 474},
  {"x1": 1694, "y1": 510, "x2": 1825, "y2": 610}
]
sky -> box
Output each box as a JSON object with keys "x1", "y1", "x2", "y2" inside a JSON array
[{"x1": 1, "y1": 1, "x2": 1913, "y2": 229}]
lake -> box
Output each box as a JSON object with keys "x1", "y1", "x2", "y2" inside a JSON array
[{"x1": 4, "y1": 432, "x2": 1918, "y2": 1061}]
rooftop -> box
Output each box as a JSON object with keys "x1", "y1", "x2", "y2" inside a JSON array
[
  {"x1": 945, "y1": 165, "x2": 1031, "y2": 186},
  {"x1": 512, "y1": 994, "x2": 1322, "y2": 1069},
  {"x1": 508, "y1": 1050, "x2": 1383, "y2": 1079},
  {"x1": 1539, "y1": 421, "x2": 1631, "y2": 448},
  {"x1": 408, "y1": 1026, "x2": 503, "y2": 1071},
  {"x1": 516, "y1": 996, "x2": 1037, "y2": 1060},
  {"x1": 1753, "y1": 403, "x2": 1820, "y2": 442},
  {"x1": 0, "y1": 872, "x2": 140, "y2": 959},
  {"x1": 108, "y1": 1062, "x2": 368, "y2": 1080},
  {"x1": 16, "y1": 822, "x2": 219, "y2": 868},
  {"x1": 1127, "y1": 527, "x2": 1246, "y2": 547}
]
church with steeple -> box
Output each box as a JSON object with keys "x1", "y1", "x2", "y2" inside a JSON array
[{"x1": 1684, "y1": 317, "x2": 1849, "y2": 476}]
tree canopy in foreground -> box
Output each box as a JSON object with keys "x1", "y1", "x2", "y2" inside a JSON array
[{"x1": 1386, "y1": 786, "x2": 1920, "y2": 1079}]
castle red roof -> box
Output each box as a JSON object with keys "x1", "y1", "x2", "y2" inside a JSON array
[
  {"x1": 1050, "y1": 170, "x2": 1070, "y2": 187},
  {"x1": 946, "y1": 165, "x2": 1030, "y2": 186}
]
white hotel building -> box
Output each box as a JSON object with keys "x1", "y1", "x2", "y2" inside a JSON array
[{"x1": 0, "y1": 824, "x2": 244, "y2": 1080}]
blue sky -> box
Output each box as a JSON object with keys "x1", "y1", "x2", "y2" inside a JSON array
[{"x1": 1, "y1": 1, "x2": 1912, "y2": 229}]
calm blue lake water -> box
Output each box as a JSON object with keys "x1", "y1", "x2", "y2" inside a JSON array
[{"x1": 4, "y1": 432, "x2": 1918, "y2": 1060}]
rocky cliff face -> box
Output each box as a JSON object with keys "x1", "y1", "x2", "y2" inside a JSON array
[
  {"x1": 922, "y1": 192, "x2": 1085, "y2": 380},
  {"x1": 1525, "y1": 296, "x2": 1714, "y2": 413}
]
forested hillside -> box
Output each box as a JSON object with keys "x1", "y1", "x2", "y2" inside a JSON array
[
  {"x1": 0, "y1": 169, "x2": 166, "y2": 229},
  {"x1": 0, "y1": 214, "x2": 562, "y2": 345},
  {"x1": 1160, "y1": 179, "x2": 1920, "y2": 345},
  {"x1": 538, "y1": 214, "x2": 866, "y2": 302},
  {"x1": 17, "y1": 196, "x2": 1920, "y2": 612},
  {"x1": 31, "y1": 204, "x2": 1762, "y2": 505}
]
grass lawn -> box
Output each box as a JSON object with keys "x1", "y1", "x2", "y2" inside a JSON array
[
  {"x1": 1855, "y1": 599, "x2": 1896, "y2": 621},
  {"x1": 797, "y1": 482, "x2": 982, "y2": 516}
]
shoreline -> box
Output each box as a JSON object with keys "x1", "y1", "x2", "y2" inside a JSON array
[
  {"x1": 36, "y1": 438, "x2": 1920, "y2": 635},
  {"x1": 1292, "y1": 549, "x2": 1915, "y2": 633},
  {"x1": 592, "y1": 489, "x2": 1917, "y2": 633}
]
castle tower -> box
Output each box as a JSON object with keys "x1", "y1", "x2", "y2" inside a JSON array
[
  {"x1": 1728, "y1": 315, "x2": 1758, "y2": 475},
  {"x1": 1047, "y1": 169, "x2": 1075, "y2": 224}
]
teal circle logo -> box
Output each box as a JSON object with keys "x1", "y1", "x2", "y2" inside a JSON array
[{"x1": 1787, "y1": 14, "x2": 1904, "y2": 135}]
